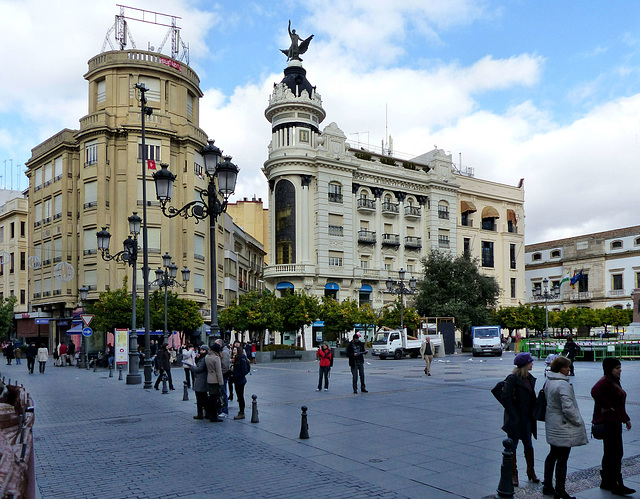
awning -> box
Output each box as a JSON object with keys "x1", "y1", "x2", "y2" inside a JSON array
[
  {"x1": 276, "y1": 282, "x2": 294, "y2": 290},
  {"x1": 481, "y1": 206, "x2": 500, "y2": 219},
  {"x1": 360, "y1": 285, "x2": 373, "y2": 292},
  {"x1": 66, "y1": 324, "x2": 84, "y2": 335},
  {"x1": 507, "y1": 209, "x2": 517, "y2": 224},
  {"x1": 460, "y1": 201, "x2": 477, "y2": 213},
  {"x1": 312, "y1": 321, "x2": 325, "y2": 327},
  {"x1": 325, "y1": 282, "x2": 339, "y2": 291}
]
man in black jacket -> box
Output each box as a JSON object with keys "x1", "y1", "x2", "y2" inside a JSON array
[{"x1": 346, "y1": 334, "x2": 368, "y2": 394}]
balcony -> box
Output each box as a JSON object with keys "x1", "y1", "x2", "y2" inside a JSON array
[
  {"x1": 461, "y1": 218, "x2": 473, "y2": 227},
  {"x1": 358, "y1": 229, "x2": 376, "y2": 244},
  {"x1": 328, "y1": 225, "x2": 344, "y2": 237},
  {"x1": 566, "y1": 291, "x2": 593, "y2": 301},
  {"x1": 404, "y1": 206, "x2": 421, "y2": 219},
  {"x1": 328, "y1": 192, "x2": 343, "y2": 203},
  {"x1": 381, "y1": 233, "x2": 400, "y2": 246},
  {"x1": 382, "y1": 202, "x2": 399, "y2": 216},
  {"x1": 357, "y1": 198, "x2": 376, "y2": 212},
  {"x1": 608, "y1": 289, "x2": 626, "y2": 297},
  {"x1": 438, "y1": 237, "x2": 450, "y2": 248},
  {"x1": 263, "y1": 264, "x2": 316, "y2": 279},
  {"x1": 405, "y1": 236, "x2": 422, "y2": 249}
]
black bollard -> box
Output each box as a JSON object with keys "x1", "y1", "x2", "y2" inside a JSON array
[
  {"x1": 183, "y1": 381, "x2": 189, "y2": 401},
  {"x1": 251, "y1": 394, "x2": 259, "y2": 423},
  {"x1": 118, "y1": 367, "x2": 123, "y2": 380},
  {"x1": 109, "y1": 366, "x2": 113, "y2": 378},
  {"x1": 299, "y1": 406, "x2": 309, "y2": 439},
  {"x1": 161, "y1": 372, "x2": 169, "y2": 394},
  {"x1": 93, "y1": 360, "x2": 97, "y2": 373},
  {"x1": 495, "y1": 438, "x2": 515, "y2": 498}
]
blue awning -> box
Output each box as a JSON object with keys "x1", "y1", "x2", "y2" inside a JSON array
[
  {"x1": 325, "y1": 282, "x2": 339, "y2": 291},
  {"x1": 312, "y1": 321, "x2": 325, "y2": 327},
  {"x1": 66, "y1": 324, "x2": 83, "y2": 335},
  {"x1": 276, "y1": 282, "x2": 294, "y2": 290},
  {"x1": 360, "y1": 285, "x2": 373, "y2": 292}
]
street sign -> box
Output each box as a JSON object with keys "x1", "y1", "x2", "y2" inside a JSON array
[
  {"x1": 82, "y1": 327, "x2": 93, "y2": 337},
  {"x1": 35, "y1": 319, "x2": 50, "y2": 325},
  {"x1": 81, "y1": 314, "x2": 94, "y2": 327}
]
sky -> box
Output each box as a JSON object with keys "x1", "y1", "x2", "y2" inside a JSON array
[{"x1": 1, "y1": 0, "x2": 640, "y2": 245}]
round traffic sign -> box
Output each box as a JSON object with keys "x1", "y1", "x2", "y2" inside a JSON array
[{"x1": 82, "y1": 327, "x2": 93, "y2": 337}]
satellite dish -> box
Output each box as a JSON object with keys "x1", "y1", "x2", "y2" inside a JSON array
[
  {"x1": 27, "y1": 256, "x2": 41, "y2": 269},
  {"x1": 53, "y1": 262, "x2": 75, "y2": 282}
]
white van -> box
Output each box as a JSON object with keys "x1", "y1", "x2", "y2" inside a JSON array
[{"x1": 471, "y1": 326, "x2": 502, "y2": 357}]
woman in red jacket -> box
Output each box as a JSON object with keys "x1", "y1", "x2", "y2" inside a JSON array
[
  {"x1": 316, "y1": 343, "x2": 332, "y2": 391},
  {"x1": 591, "y1": 357, "x2": 635, "y2": 496}
]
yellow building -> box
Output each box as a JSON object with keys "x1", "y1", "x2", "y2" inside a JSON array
[{"x1": 226, "y1": 196, "x2": 270, "y2": 264}]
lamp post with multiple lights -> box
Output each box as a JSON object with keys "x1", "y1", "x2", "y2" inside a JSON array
[
  {"x1": 96, "y1": 212, "x2": 143, "y2": 384},
  {"x1": 153, "y1": 140, "x2": 239, "y2": 346},
  {"x1": 385, "y1": 269, "x2": 417, "y2": 331},
  {"x1": 532, "y1": 277, "x2": 560, "y2": 335},
  {"x1": 150, "y1": 252, "x2": 190, "y2": 345}
]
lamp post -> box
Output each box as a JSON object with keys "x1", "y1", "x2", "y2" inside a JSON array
[
  {"x1": 532, "y1": 277, "x2": 560, "y2": 336},
  {"x1": 150, "y1": 252, "x2": 190, "y2": 345},
  {"x1": 79, "y1": 285, "x2": 89, "y2": 370},
  {"x1": 385, "y1": 268, "x2": 417, "y2": 331},
  {"x1": 153, "y1": 139, "x2": 239, "y2": 347},
  {"x1": 96, "y1": 212, "x2": 143, "y2": 384},
  {"x1": 135, "y1": 82, "x2": 154, "y2": 389}
]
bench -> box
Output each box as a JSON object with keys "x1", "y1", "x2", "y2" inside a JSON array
[{"x1": 272, "y1": 349, "x2": 302, "y2": 360}]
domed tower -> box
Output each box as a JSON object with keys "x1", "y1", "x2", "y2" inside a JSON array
[{"x1": 264, "y1": 59, "x2": 326, "y2": 273}]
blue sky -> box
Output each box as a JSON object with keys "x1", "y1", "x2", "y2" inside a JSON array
[{"x1": 1, "y1": 0, "x2": 640, "y2": 244}]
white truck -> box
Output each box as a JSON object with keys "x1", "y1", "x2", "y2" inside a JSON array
[
  {"x1": 372, "y1": 329, "x2": 443, "y2": 360},
  {"x1": 471, "y1": 325, "x2": 502, "y2": 357}
]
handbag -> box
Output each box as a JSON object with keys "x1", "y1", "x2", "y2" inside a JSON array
[
  {"x1": 592, "y1": 423, "x2": 606, "y2": 440},
  {"x1": 491, "y1": 380, "x2": 506, "y2": 406},
  {"x1": 532, "y1": 383, "x2": 547, "y2": 422}
]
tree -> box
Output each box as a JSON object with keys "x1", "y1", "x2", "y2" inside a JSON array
[
  {"x1": 320, "y1": 296, "x2": 360, "y2": 344},
  {"x1": 219, "y1": 290, "x2": 282, "y2": 346},
  {"x1": 414, "y1": 251, "x2": 500, "y2": 344},
  {"x1": 86, "y1": 282, "x2": 134, "y2": 333},
  {"x1": 378, "y1": 298, "x2": 419, "y2": 333},
  {"x1": 277, "y1": 291, "x2": 319, "y2": 348},
  {"x1": 494, "y1": 305, "x2": 533, "y2": 336},
  {"x1": 0, "y1": 295, "x2": 17, "y2": 339},
  {"x1": 358, "y1": 302, "x2": 380, "y2": 342}
]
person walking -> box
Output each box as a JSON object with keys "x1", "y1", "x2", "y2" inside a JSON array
[
  {"x1": 501, "y1": 352, "x2": 539, "y2": 487},
  {"x1": 182, "y1": 344, "x2": 197, "y2": 389},
  {"x1": 420, "y1": 336, "x2": 434, "y2": 376},
  {"x1": 591, "y1": 358, "x2": 635, "y2": 496},
  {"x1": 58, "y1": 342, "x2": 68, "y2": 367},
  {"x1": 190, "y1": 345, "x2": 210, "y2": 420},
  {"x1": 316, "y1": 343, "x2": 332, "y2": 391},
  {"x1": 67, "y1": 341, "x2": 76, "y2": 366},
  {"x1": 4, "y1": 341, "x2": 14, "y2": 365},
  {"x1": 26, "y1": 343, "x2": 37, "y2": 374},
  {"x1": 154, "y1": 343, "x2": 175, "y2": 390},
  {"x1": 14, "y1": 344, "x2": 21, "y2": 365},
  {"x1": 230, "y1": 345, "x2": 250, "y2": 420},
  {"x1": 561, "y1": 336, "x2": 580, "y2": 376},
  {"x1": 37, "y1": 343, "x2": 49, "y2": 374},
  {"x1": 205, "y1": 343, "x2": 224, "y2": 422},
  {"x1": 541, "y1": 356, "x2": 588, "y2": 499},
  {"x1": 346, "y1": 333, "x2": 368, "y2": 394}
]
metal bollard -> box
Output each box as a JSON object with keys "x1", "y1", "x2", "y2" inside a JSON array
[
  {"x1": 93, "y1": 360, "x2": 97, "y2": 373},
  {"x1": 495, "y1": 438, "x2": 515, "y2": 498},
  {"x1": 108, "y1": 366, "x2": 113, "y2": 378},
  {"x1": 299, "y1": 406, "x2": 309, "y2": 439},
  {"x1": 251, "y1": 394, "x2": 259, "y2": 423},
  {"x1": 161, "y1": 372, "x2": 169, "y2": 394},
  {"x1": 183, "y1": 381, "x2": 189, "y2": 401},
  {"x1": 118, "y1": 367, "x2": 123, "y2": 380}
]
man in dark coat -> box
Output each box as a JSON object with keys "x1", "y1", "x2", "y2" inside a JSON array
[
  {"x1": 154, "y1": 343, "x2": 174, "y2": 390},
  {"x1": 67, "y1": 341, "x2": 76, "y2": 366},
  {"x1": 4, "y1": 342, "x2": 14, "y2": 365},
  {"x1": 346, "y1": 333, "x2": 368, "y2": 394},
  {"x1": 26, "y1": 343, "x2": 38, "y2": 374}
]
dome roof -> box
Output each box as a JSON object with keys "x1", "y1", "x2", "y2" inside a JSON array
[{"x1": 281, "y1": 64, "x2": 314, "y2": 97}]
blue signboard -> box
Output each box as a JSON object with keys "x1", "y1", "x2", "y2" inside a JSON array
[
  {"x1": 82, "y1": 327, "x2": 93, "y2": 337},
  {"x1": 35, "y1": 319, "x2": 50, "y2": 325}
]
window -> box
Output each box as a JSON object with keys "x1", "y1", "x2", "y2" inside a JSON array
[
  {"x1": 578, "y1": 275, "x2": 589, "y2": 293},
  {"x1": 85, "y1": 140, "x2": 98, "y2": 166},
  {"x1": 84, "y1": 181, "x2": 97, "y2": 209},
  {"x1": 193, "y1": 273, "x2": 205, "y2": 294},
  {"x1": 612, "y1": 274, "x2": 623, "y2": 291},
  {"x1": 20, "y1": 289, "x2": 25, "y2": 305},
  {"x1": 438, "y1": 203, "x2": 449, "y2": 220},
  {"x1": 533, "y1": 282, "x2": 542, "y2": 294},
  {"x1": 54, "y1": 156, "x2": 63, "y2": 181},
  {"x1": 53, "y1": 195, "x2": 62, "y2": 220},
  {"x1": 53, "y1": 238, "x2": 62, "y2": 263},
  {"x1": 43, "y1": 199, "x2": 51, "y2": 224},
  {"x1": 97, "y1": 79, "x2": 106, "y2": 103},
  {"x1": 20, "y1": 221, "x2": 25, "y2": 238},
  {"x1": 461, "y1": 212, "x2": 470, "y2": 226},
  {"x1": 275, "y1": 179, "x2": 296, "y2": 265},
  {"x1": 328, "y1": 214, "x2": 343, "y2": 236},
  {"x1": 83, "y1": 228, "x2": 97, "y2": 255},
  {"x1": 33, "y1": 279, "x2": 41, "y2": 299},
  {"x1": 139, "y1": 76, "x2": 160, "y2": 101},
  {"x1": 147, "y1": 228, "x2": 161, "y2": 254},
  {"x1": 194, "y1": 234, "x2": 205, "y2": 261},
  {"x1": 84, "y1": 269, "x2": 97, "y2": 291},
  {"x1": 481, "y1": 241, "x2": 494, "y2": 268},
  {"x1": 511, "y1": 278, "x2": 516, "y2": 299},
  {"x1": 611, "y1": 240, "x2": 623, "y2": 250},
  {"x1": 10, "y1": 222, "x2": 14, "y2": 239},
  {"x1": 510, "y1": 244, "x2": 516, "y2": 269},
  {"x1": 482, "y1": 217, "x2": 496, "y2": 231},
  {"x1": 551, "y1": 250, "x2": 561, "y2": 258},
  {"x1": 0, "y1": 226, "x2": 4, "y2": 242},
  {"x1": 438, "y1": 229, "x2": 450, "y2": 248},
  {"x1": 636, "y1": 237, "x2": 640, "y2": 246},
  {"x1": 9, "y1": 253, "x2": 14, "y2": 273},
  {"x1": 34, "y1": 168, "x2": 42, "y2": 191},
  {"x1": 20, "y1": 252, "x2": 25, "y2": 271},
  {"x1": 329, "y1": 251, "x2": 343, "y2": 267},
  {"x1": 187, "y1": 92, "x2": 194, "y2": 116},
  {"x1": 138, "y1": 139, "x2": 161, "y2": 162},
  {"x1": 463, "y1": 237, "x2": 470, "y2": 256},
  {"x1": 532, "y1": 253, "x2": 542, "y2": 261},
  {"x1": 44, "y1": 162, "x2": 52, "y2": 186},
  {"x1": 384, "y1": 258, "x2": 392, "y2": 271},
  {"x1": 43, "y1": 277, "x2": 51, "y2": 297},
  {"x1": 328, "y1": 183, "x2": 343, "y2": 203},
  {"x1": 360, "y1": 259, "x2": 369, "y2": 269},
  {"x1": 34, "y1": 203, "x2": 42, "y2": 227},
  {"x1": 299, "y1": 130, "x2": 309, "y2": 143},
  {"x1": 636, "y1": 272, "x2": 640, "y2": 289}
]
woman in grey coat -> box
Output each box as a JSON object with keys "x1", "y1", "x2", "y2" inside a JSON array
[{"x1": 542, "y1": 356, "x2": 588, "y2": 499}]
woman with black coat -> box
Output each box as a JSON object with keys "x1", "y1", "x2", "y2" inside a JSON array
[
  {"x1": 502, "y1": 352, "x2": 539, "y2": 487},
  {"x1": 191, "y1": 345, "x2": 210, "y2": 419},
  {"x1": 230, "y1": 346, "x2": 250, "y2": 420}
]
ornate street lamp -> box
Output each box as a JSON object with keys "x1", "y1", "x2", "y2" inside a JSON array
[
  {"x1": 150, "y1": 252, "x2": 190, "y2": 344},
  {"x1": 79, "y1": 285, "x2": 89, "y2": 370},
  {"x1": 532, "y1": 277, "x2": 560, "y2": 335},
  {"x1": 154, "y1": 139, "x2": 239, "y2": 346},
  {"x1": 385, "y1": 268, "x2": 417, "y2": 331},
  {"x1": 96, "y1": 212, "x2": 143, "y2": 384}
]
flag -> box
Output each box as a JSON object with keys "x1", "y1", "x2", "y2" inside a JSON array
[
  {"x1": 570, "y1": 269, "x2": 584, "y2": 288},
  {"x1": 147, "y1": 159, "x2": 157, "y2": 170},
  {"x1": 559, "y1": 271, "x2": 571, "y2": 287}
]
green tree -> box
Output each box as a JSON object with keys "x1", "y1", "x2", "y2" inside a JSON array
[
  {"x1": 0, "y1": 295, "x2": 17, "y2": 338},
  {"x1": 358, "y1": 302, "x2": 380, "y2": 342},
  {"x1": 494, "y1": 304, "x2": 533, "y2": 336},
  {"x1": 219, "y1": 290, "x2": 282, "y2": 346},
  {"x1": 277, "y1": 291, "x2": 319, "y2": 348},
  {"x1": 148, "y1": 290, "x2": 203, "y2": 342},
  {"x1": 378, "y1": 298, "x2": 419, "y2": 333},
  {"x1": 320, "y1": 296, "x2": 360, "y2": 344},
  {"x1": 414, "y1": 251, "x2": 500, "y2": 344},
  {"x1": 576, "y1": 307, "x2": 599, "y2": 335},
  {"x1": 86, "y1": 282, "x2": 134, "y2": 333}
]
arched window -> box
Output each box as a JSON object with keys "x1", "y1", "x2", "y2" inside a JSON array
[
  {"x1": 611, "y1": 240, "x2": 623, "y2": 250},
  {"x1": 551, "y1": 250, "x2": 561, "y2": 258},
  {"x1": 275, "y1": 179, "x2": 296, "y2": 264},
  {"x1": 481, "y1": 206, "x2": 499, "y2": 231},
  {"x1": 328, "y1": 182, "x2": 343, "y2": 203},
  {"x1": 532, "y1": 253, "x2": 542, "y2": 261}
]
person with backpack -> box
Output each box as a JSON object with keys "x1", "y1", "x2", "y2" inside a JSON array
[
  {"x1": 316, "y1": 342, "x2": 333, "y2": 391},
  {"x1": 501, "y1": 352, "x2": 539, "y2": 487}
]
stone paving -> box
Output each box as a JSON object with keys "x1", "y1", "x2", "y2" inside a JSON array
[{"x1": 1, "y1": 351, "x2": 639, "y2": 498}]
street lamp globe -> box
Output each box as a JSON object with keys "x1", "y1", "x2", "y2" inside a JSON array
[
  {"x1": 409, "y1": 277, "x2": 417, "y2": 290},
  {"x1": 386, "y1": 277, "x2": 394, "y2": 292},
  {"x1": 162, "y1": 252, "x2": 172, "y2": 269},
  {"x1": 202, "y1": 139, "x2": 222, "y2": 176},
  {"x1": 128, "y1": 212, "x2": 142, "y2": 235},
  {"x1": 155, "y1": 267, "x2": 164, "y2": 281},
  {"x1": 79, "y1": 285, "x2": 89, "y2": 302},
  {"x1": 168, "y1": 262, "x2": 178, "y2": 279},
  {"x1": 398, "y1": 268, "x2": 406, "y2": 281},
  {"x1": 153, "y1": 163, "x2": 176, "y2": 201},
  {"x1": 96, "y1": 227, "x2": 111, "y2": 252},
  {"x1": 181, "y1": 266, "x2": 191, "y2": 283},
  {"x1": 216, "y1": 156, "x2": 239, "y2": 197}
]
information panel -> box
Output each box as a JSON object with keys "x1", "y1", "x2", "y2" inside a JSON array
[{"x1": 115, "y1": 328, "x2": 129, "y2": 366}]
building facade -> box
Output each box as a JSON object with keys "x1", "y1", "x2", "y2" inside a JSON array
[
  {"x1": 262, "y1": 60, "x2": 525, "y2": 332},
  {"x1": 23, "y1": 49, "x2": 234, "y2": 346},
  {"x1": 226, "y1": 197, "x2": 270, "y2": 265},
  {"x1": 525, "y1": 226, "x2": 640, "y2": 311}
]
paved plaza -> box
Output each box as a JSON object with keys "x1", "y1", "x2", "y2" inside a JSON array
[{"x1": 2, "y1": 351, "x2": 640, "y2": 498}]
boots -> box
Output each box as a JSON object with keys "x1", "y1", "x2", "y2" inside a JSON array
[
  {"x1": 611, "y1": 475, "x2": 636, "y2": 496},
  {"x1": 600, "y1": 470, "x2": 614, "y2": 490},
  {"x1": 512, "y1": 454, "x2": 519, "y2": 487},
  {"x1": 554, "y1": 462, "x2": 575, "y2": 499},
  {"x1": 525, "y1": 448, "x2": 540, "y2": 483},
  {"x1": 233, "y1": 412, "x2": 245, "y2": 420},
  {"x1": 542, "y1": 453, "x2": 555, "y2": 495}
]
